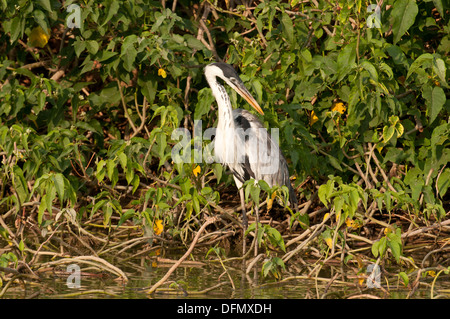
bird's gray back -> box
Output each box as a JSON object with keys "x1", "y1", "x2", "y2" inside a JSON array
[{"x1": 231, "y1": 109, "x2": 293, "y2": 192}]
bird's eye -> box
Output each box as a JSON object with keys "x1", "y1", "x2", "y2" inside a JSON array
[{"x1": 229, "y1": 77, "x2": 239, "y2": 86}]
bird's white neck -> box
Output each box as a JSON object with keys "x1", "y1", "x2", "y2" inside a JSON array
[{"x1": 206, "y1": 74, "x2": 236, "y2": 164}]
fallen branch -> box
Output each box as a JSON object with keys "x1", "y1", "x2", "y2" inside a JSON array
[
  {"x1": 40, "y1": 255, "x2": 128, "y2": 283},
  {"x1": 147, "y1": 216, "x2": 219, "y2": 295}
]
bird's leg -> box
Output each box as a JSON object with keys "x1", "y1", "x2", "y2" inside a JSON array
[{"x1": 239, "y1": 188, "x2": 247, "y2": 256}]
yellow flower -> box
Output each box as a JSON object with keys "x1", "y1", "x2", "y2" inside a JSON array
[
  {"x1": 267, "y1": 191, "x2": 278, "y2": 212},
  {"x1": 346, "y1": 218, "x2": 362, "y2": 230},
  {"x1": 331, "y1": 102, "x2": 346, "y2": 114},
  {"x1": 358, "y1": 276, "x2": 365, "y2": 286},
  {"x1": 153, "y1": 219, "x2": 163, "y2": 235},
  {"x1": 325, "y1": 237, "x2": 333, "y2": 249},
  {"x1": 158, "y1": 68, "x2": 167, "y2": 78},
  {"x1": 29, "y1": 26, "x2": 50, "y2": 48},
  {"x1": 346, "y1": 218, "x2": 355, "y2": 228},
  {"x1": 310, "y1": 110, "x2": 319, "y2": 125},
  {"x1": 193, "y1": 165, "x2": 201, "y2": 177}
]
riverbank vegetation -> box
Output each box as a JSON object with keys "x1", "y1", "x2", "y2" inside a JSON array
[{"x1": 0, "y1": 0, "x2": 449, "y2": 298}]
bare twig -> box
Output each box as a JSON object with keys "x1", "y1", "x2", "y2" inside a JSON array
[
  {"x1": 368, "y1": 143, "x2": 397, "y2": 193},
  {"x1": 116, "y1": 78, "x2": 137, "y2": 135},
  {"x1": 147, "y1": 216, "x2": 219, "y2": 295}
]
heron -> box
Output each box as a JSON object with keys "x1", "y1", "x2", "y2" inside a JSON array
[{"x1": 204, "y1": 62, "x2": 298, "y2": 255}]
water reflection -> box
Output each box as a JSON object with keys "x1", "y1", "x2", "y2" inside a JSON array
[{"x1": 2, "y1": 253, "x2": 449, "y2": 299}]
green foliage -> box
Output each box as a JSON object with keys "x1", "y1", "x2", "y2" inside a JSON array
[
  {"x1": 251, "y1": 221, "x2": 285, "y2": 248},
  {"x1": 318, "y1": 176, "x2": 367, "y2": 222},
  {"x1": 261, "y1": 256, "x2": 285, "y2": 279},
  {"x1": 0, "y1": 252, "x2": 18, "y2": 269},
  {"x1": 372, "y1": 226, "x2": 403, "y2": 263}
]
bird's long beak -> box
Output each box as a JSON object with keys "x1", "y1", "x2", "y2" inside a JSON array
[{"x1": 235, "y1": 84, "x2": 264, "y2": 115}]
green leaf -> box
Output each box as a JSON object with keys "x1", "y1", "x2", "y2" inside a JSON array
[
  {"x1": 262, "y1": 259, "x2": 272, "y2": 277},
  {"x1": 348, "y1": 189, "x2": 360, "y2": 217},
  {"x1": 398, "y1": 272, "x2": 409, "y2": 286},
  {"x1": 120, "y1": 35, "x2": 138, "y2": 72},
  {"x1": 261, "y1": 256, "x2": 285, "y2": 278},
  {"x1": 437, "y1": 168, "x2": 450, "y2": 198},
  {"x1": 103, "y1": 203, "x2": 113, "y2": 226},
  {"x1": 242, "y1": 49, "x2": 255, "y2": 66},
  {"x1": 391, "y1": 0, "x2": 418, "y2": 44},
  {"x1": 432, "y1": 0, "x2": 445, "y2": 18},
  {"x1": 96, "y1": 159, "x2": 106, "y2": 182},
  {"x1": 73, "y1": 38, "x2": 86, "y2": 57},
  {"x1": 86, "y1": 40, "x2": 99, "y2": 55},
  {"x1": 151, "y1": 13, "x2": 166, "y2": 33},
  {"x1": 45, "y1": 186, "x2": 56, "y2": 216},
  {"x1": 107, "y1": 159, "x2": 116, "y2": 181},
  {"x1": 101, "y1": 0, "x2": 120, "y2": 26},
  {"x1": 337, "y1": 43, "x2": 357, "y2": 82},
  {"x1": 200, "y1": 187, "x2": 212, "y2": 196},
  {"x1": 318, "y1": 184, "x2": 330, "y2": 207},
  {"x1": 267, "y1": 227, "x2": 286, "y2": 252},
  {"x1": 360, "y1": 60, "x2": 378, "y2": 82},
  {"x1": 33, "y1": 10, "x2": 49, "y2": 37},
  {"x1": 327, "y1": 154, "x2": 343, "y2": 171},
  {"x1": 378, "y1": 236, "x2": 387, "y2": 257},
  {"x1": 395, "y1": 122, "x2": 404, "y2": 137},
  {"x1": 281, "y1": 12, "x2": 294, "y2": 45},
  {"x1": 125, "y1": 165, "x2": 134, "y2": 185},
  {"x1": 387, "y1": 232, "x2": 402, "y2": 263},
  {"x1": 122, "y1": 46, "x2": 137, "y2": 72},
  {"x1": 192, "y1": 193, "x2": 200, "y2": 214},
  {"x1": 138, "y1": 73, "x2": 158, "y2": 104},
  {"x1": 11, "y1": 16, "x2": 23, "y2": 43},
  {"x1": 213, "y1": 163, "x2": 223, "y2": 184},
  {"x1": 379, "y1": 62, "x2": 394, "y2": 80},
  {"x1": 12, "y1": 165, "x2": 28, "y2": 204},
  {"x1": 118, "y1": 152, "x2": 128, "y2": 170},
  {"x1": 252, "y1": 79, "x2": 263, "y2": 104},
  {"x1": 386, "y1": 44, "x2": 409, "y2": 69},
  {"x1": 131, "y1": 175, "x2": 140, "y2": 194},
  {"x1": 185, "y1": 36, "x2": 204, "y2": 50},
  {"x1": 406, "y1": 53, "x2": 433, "y2": 80},
  {"x1": 195, "y1": 88, "x2": 215, "y2": 120},
  {"x1": 257, "y1": 180, "x2": 271, "y2": 193},
  {"x1": 118, "y1": 209, "x2": 136, "y2": 226},
  {"x1": 250, "y1": 183, "x2": 261, "y2": 207},
  {"x1": 52, "y1": 173, "x2": 65, "y2": 203},
  {"x1": 422, "y1": 85, "x2": 446, "y2": 124},
  {"x1": 433, "y1": 58, "x2": 447, "y2": 86},
  {"x1": 38, "y1": 194, "x2": 48, "y2": 225},
  {"x1": 372, "y1": 240, "x2": 380, "y2": 257},
  {"x1": 383, "y1": 125, "x2": 395, "y2": 143},
  {"x1": 37, "y1": 0, "x2": 52, "y2": 12},
  {"x1": 333, "y1": 196, "x2": 344, "y2": 217},
  {"x1": 18, "y1": 239, "x2": 25, "y2": 252}
]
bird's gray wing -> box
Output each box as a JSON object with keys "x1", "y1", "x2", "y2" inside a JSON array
[{"x1": 231, "y1": 109, "x2": 297, "y2": 209}]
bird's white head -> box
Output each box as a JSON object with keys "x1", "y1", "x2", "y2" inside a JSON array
[{"x1": 204, "y1": 62, "x2": 264, "y2": 115}]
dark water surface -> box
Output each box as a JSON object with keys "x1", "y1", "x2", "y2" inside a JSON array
[{"x1": 3, "y1": 252, "x2": 449, "y2": 299}]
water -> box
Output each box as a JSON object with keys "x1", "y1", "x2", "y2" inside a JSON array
[
  {"x1": 2, "y1": 245, "x2": 450, "y2": 299},
  {"x1": 3, "y1": 253, "x2": 448, "y2": 299}
]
